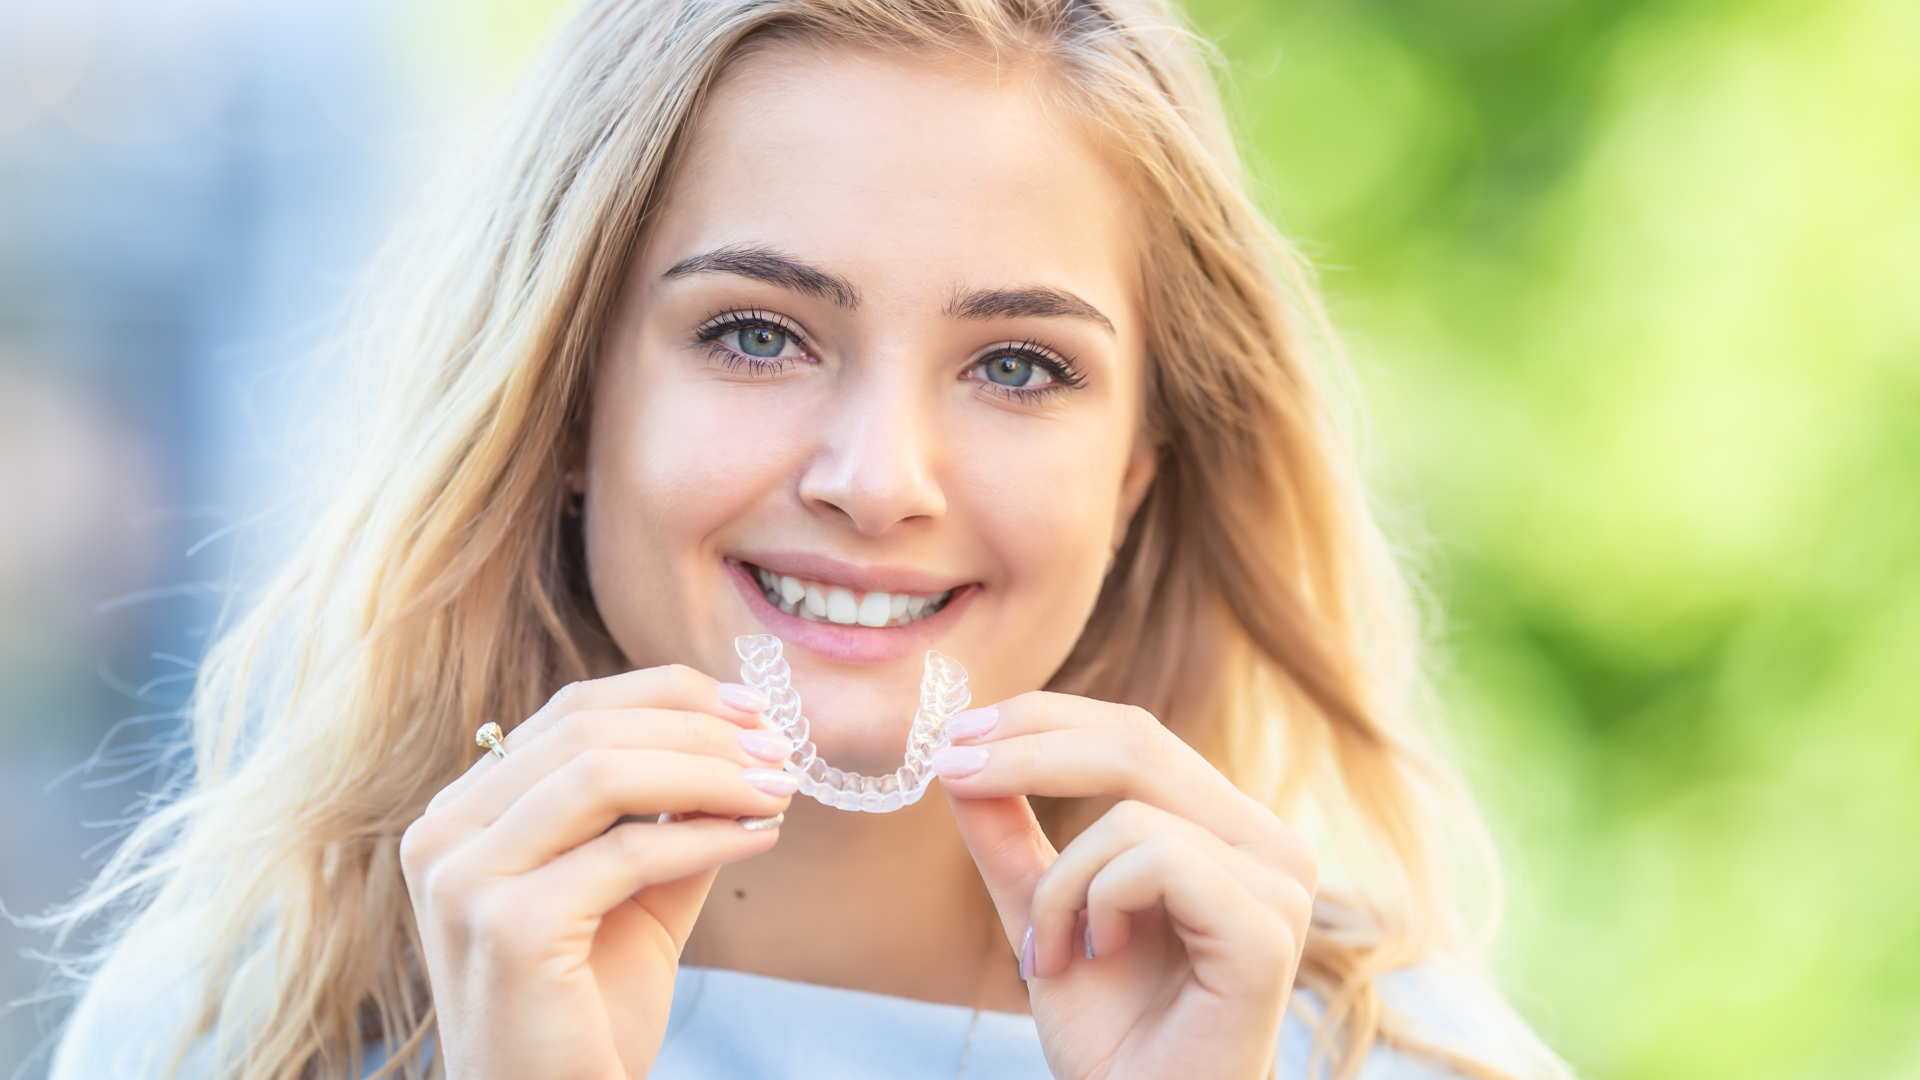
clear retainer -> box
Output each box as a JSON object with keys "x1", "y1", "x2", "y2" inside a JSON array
[{"x1": 734, "y1": 634, "x2": 971, "y2": 813}]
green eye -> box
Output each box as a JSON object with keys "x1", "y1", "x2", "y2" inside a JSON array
[
  {"x1": 986, "y1": 355, "x2": 1035, "y2": 386},
  {"x1": 736, "y1": 327, "x2": 787, "y2": 357}
]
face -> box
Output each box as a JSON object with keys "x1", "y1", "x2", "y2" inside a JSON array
[{"x1": 584, "y1": 43, "x2": 1155, "y2": 773}]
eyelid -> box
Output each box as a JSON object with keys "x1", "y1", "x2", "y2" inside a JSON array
[
  {"x1": 693, "y1": 308, "x2": 814, "y2": 348},
  {"x1": 969, "y1": 339, "x2": 1088, "y2": 390}
]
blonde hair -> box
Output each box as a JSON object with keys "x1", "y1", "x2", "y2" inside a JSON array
[{"x1": 45, "y1": 1, "x2": 1565, "y2": 1078}]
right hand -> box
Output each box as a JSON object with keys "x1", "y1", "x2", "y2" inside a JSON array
[{"x1": 400, "y1": 665, "x2": 797, "y2": 1080}]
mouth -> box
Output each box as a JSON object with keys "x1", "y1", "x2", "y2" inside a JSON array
[{"x1": 743, "y1": 562, "x2": 956, "y2": 628}]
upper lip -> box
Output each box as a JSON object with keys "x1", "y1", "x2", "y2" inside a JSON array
[{"x1": 729, "y1": 553, "x2": 971, "y2": 596}]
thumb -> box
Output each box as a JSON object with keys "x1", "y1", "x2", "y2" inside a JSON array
[
  {"x1": 945, "y1": 789, "x2": 1057, "y2": 947},
  {"x1": 635, "y1": 866, "x2": 720, "y2": 951}
]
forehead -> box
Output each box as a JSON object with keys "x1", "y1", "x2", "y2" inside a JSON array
[{"x1": 648, "y1": 41, "x2": 1140, "y2": 316}]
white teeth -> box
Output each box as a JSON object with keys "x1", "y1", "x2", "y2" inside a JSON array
[
  {"x1": 857, "y1": 591, "x2": 891, "y2": 627},
  {"x1": 826, "y1": 588, "x2": 859, "y2": 625},
  {"x1": 749, "y1": 565, "x2": 953, "y2": 627}
]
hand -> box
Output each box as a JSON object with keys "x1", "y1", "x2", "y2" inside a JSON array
[
  {"x1": 399, "y1": 666, "x2": 798, "y2": 1080},
  {"x1": 935, "y1": 694, "x2": 1318, "y2": 1080}
]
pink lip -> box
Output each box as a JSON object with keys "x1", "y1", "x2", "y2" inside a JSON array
[
  {"x1": 725, "y1": 559, "x2": 977, "y2": 665},
  {"x1": 730, "y1": 551, "x2": 967, "y2": 596}
]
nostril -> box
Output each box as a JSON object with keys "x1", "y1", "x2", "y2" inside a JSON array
[{"x1": 796, "y1": 440, "x2": 947, "y2": 534}]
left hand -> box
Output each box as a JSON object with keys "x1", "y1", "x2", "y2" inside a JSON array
[{"x1": 933, "y1": 693, "x2": 1318, "y2": 1080}]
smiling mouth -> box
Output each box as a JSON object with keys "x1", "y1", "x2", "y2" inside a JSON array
[{"x1": 745, "y1": 563, "x2": 956, "y2": 628}]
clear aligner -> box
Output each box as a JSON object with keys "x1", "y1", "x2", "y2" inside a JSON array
[{"x1": 734, "y1": 634, "x2": 971, "y2": 813}]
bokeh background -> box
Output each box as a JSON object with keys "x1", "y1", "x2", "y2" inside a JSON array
[{"x1": 0, "y1": 0, "x2": 1914, "y2": 1077}]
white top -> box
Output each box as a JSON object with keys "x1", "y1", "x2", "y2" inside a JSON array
[{"x1": 54, "y1": 962, "x2": 1543, "y2": 1079}]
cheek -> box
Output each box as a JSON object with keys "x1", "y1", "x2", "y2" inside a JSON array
[
  {"x1": 620, "y1": 384, "x2": 777, "y2": 518},
  {"x1": 945, "y1": 416, "x2": 1131, "y2": 698},
  {"x1": 955, "y1": 419, "x2": 1127, "y2": 602},
  {"x1": 583, "y1": 356, "x2": 808, "y2": 618}
]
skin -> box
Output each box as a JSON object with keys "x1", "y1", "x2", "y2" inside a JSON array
[{"x1": 400, "y1": 43, "x2": 1318, "y2": 1080}]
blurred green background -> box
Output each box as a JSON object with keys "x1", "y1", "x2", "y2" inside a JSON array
[
  {"x1": 2, "y1": 0, "x2": 1913, "y2": 1078},
  {"x1": 1176, "y1": 0, "x2": 1920, "y2": 1077}
]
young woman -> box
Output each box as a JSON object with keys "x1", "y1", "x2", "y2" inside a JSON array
[{"x1": 47, "y1": 1, "x2": 1570, "y2": 1078}]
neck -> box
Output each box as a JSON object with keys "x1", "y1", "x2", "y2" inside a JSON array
[{"x1": 690, "y1": 789, "x2": 1029, "y2": 1013}]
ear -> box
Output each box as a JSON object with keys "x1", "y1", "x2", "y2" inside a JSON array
[
  {"x1": 562, "y1": 465, "x2": 588, "y2": 517},
  {"x1": 1110, "y1": 432, "x2": 1158, "y2": 553}
]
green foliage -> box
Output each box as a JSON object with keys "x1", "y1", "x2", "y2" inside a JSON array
[{"x1": 1178, "y1": 0, "x2": 1920, "y2": 1076}]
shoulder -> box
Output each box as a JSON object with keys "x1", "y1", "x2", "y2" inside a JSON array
[
  {"x1": 51, "y1": 955, "x2": 429, "y2": 1080},
  {"x1": 50, "y1": 955, "x2": 209, "y2": 1080},
  {"x1": 1282, "y1": 965, "x2": 1570, "y2": 1080}
]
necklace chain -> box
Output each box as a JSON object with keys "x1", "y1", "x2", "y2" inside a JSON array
[
  {"x1": 955, "y1": 889, "x2": 1000, "y2": 1080},
  {"x1": 954, "y1": 1006, "x2": 982, "y2": 1080}
]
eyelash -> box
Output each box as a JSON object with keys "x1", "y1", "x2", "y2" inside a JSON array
[
  {"x1": 969, "y1": 339, "x2": 1087, "y2": 402},
  {"x1": 691, "y1": 309, "x2": 1088, "y2": 400},
  {"x1": 692, "y1": 309, "x2": 813, "y2": 375}
]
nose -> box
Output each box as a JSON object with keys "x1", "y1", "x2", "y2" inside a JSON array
[{"x1": 797, "y1": 373, "x2": 947, "y2": 535}]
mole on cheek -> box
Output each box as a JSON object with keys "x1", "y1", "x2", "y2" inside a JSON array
[{"x1": 734, "y1": 889, "x2": 746, "y2": 900}]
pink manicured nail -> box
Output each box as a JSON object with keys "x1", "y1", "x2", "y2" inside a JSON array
[
  {"x1": 716, "y1": 683, "x2": 770, "y2": 712},
  {"x1": 944, "y1": 706, "x2": 999, "y2": 742},
  {"x1": 929, "y1": 745, "x2": 988, "y2": 779},
  {"x1": 743, "y1": 768, "x2": 799, "y2": 796},
  {"x1": 737, "y1": 729, "x2": 792, "y2": 762},
  {"x1": 1019, "y1": 926, "x2": 1036, "y2": 980}
]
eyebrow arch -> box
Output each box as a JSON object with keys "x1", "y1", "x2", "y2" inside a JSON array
[
  {"x1": 662, "y1": 244, "x2": 861, "y2": 310},
  {"x1": 945, "y1": 285, "x2": 1115, "y2": 333}
]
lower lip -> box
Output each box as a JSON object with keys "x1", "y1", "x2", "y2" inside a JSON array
[{"x1": 725, "y1": 560, "x2": 977, "y2": 665}]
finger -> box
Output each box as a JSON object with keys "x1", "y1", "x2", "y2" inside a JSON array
[
  {"x1": 437, "y1": 707, "x2": 790, "y2": 827},
  {"x1": 432, "y1": 665, "x2": 770, "y2": 808},
  {"x1": 515, "y1": 665, "x2": 769, "y2": 741},
  {"x1": 944, "y1": 691, "x2": 1151, "y2": 744},
  {"x1": 1028, "y1": 800, "x2": 1284, "y2": 977},
  {"x1": 944, "y1": 790, "x2": 1057, "y2": 952},
  {"x1": 934, "y1": 725, "x2": 1278, "y2": 847},
  {"x1": 629, "y1": 867, "x2": 724, "y2": 956},
  {"x1": 511, "y1": 814, "x2": 781, "y2": 925},
  {"x1": 1083, "y1": 837, "x2": 1298, "y2": 988},
  {"x1": 475, "y1": 750, "x2": 795, "y2": 873}
]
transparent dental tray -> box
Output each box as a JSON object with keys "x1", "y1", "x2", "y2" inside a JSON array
[{"x1": 734, "y1": 634, "x2": 970, "y2": 813}]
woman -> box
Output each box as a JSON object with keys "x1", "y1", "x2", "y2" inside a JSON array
[{"x1": 47, "y1": 0, "x2": 1569, "y2": 1078}]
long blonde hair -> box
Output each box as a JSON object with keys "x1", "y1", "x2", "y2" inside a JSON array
[{"x1": 46, "y1": 1, "x2": 1563, "y2": 1078}]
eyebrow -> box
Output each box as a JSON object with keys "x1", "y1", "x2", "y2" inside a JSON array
[
  {"x1": 945, "y1": 285, "x2": 1115, "y2": 333},
  {"x1": 662, "y1": 244, "x2": 861, "y2": 309}
]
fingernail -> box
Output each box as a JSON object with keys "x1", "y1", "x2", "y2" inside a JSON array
[
  {"x1": 743, "y1": 768, "x2": 799, "y2": 796},
  {"x1": 738, "y1": 812, "x2": 784, "y2": 832},
  {"x1": 737, "y1": 729, "x2": 792, "y2": 762},
  {"x1": 716, "y1": 683, "x2": 770, "y2": 712},
  {"x1": 1084, "y1": 924, "x2": 1096, "y2": 960},
  {"x1": 1019, "y1": 926, "x2": 1035, "y2": 981},
  {"x1": 929, "y1": 745, "x2": 988, "y2": 779},
  {"x1": 944, "y1": 706, "x2": 999, "y2": 742}
]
